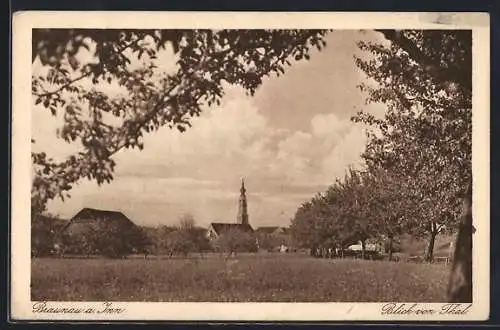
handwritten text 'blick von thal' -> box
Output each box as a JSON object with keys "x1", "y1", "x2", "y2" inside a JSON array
[{"x1": 381, "y1": 303, "x2": 472, "y2": 316}]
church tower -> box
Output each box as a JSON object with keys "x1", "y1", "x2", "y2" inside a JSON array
[{"x1": 237, "y1": 178, "x2": 249, "y2": 225}]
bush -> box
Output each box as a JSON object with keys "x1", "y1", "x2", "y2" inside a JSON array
[
  {"x1": 214, "y1": 229, "x2": 258, "y2": 254},
  {"x1": 58, "y1": 223, "x2": 149, "y2": 258},
  {"x1": 31, "y1": 214, "x2": 67, "y2": 257}
]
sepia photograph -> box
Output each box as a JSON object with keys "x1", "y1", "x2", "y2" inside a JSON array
[{"x1": 11, "y1": 12, "x2": 489, "y2": 321}]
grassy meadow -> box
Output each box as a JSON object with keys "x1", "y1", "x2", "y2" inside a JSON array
[{"x1": 31, "y1": 253, "x2": 450, "y2": 302}]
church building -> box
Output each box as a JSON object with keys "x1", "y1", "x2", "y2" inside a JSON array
[{"x1": 206, "y1": 179, "x2": 254, "y2": 240}]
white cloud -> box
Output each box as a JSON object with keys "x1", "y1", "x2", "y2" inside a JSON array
[
  {"x1": 321, "y1": 125, "x2": 368, "y2": 178},
  {"x1": 311, "y1": 113, "x2": 351, "y2": 139},
  {"x1": 43, "y1": 87, "x2": 370, "y2": 226}
]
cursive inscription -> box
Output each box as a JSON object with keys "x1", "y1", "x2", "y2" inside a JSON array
[
  {"x1": 381, "y1": 303, "x2": 436, "y2": 315},
  {"x1": 32, "y1": 301, "x2": 125, "y2": 314},
  {"x1": 440, "y1": 303, "x2": 473, "y2": 315},
  {"x1": 381, "y1": 303, "x2": 472, "y2": 316}
]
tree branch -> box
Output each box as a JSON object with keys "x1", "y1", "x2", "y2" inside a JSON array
[
  {"x1": 35, "y1": 71, "x2": 92, "y2": 98},
  {"x1": 376, "y1": 30, "x2": 472, "y2": 93},
  {"x1": 35, "y1": 38, "x2": 144, "y2": 98}
]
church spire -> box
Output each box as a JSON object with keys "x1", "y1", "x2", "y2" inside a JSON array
[
  {"x1": 237, "y1": 178, "x2": 249, "y2": 225},
  {"x1": 240, "y1": 178, "x2": 246, "y2": 194}
]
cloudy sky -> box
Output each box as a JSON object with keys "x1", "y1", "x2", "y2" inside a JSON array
[{"x1": 32, "y1": 30, "x2": 387, "y2": 228}]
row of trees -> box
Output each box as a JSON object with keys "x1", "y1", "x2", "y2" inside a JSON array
[
  {"x1": 291, "y1": 166, "x2": 455, "y2": 262},
  {"x1": 292, "y1": 30, "x2": 471, "y2": 263}
]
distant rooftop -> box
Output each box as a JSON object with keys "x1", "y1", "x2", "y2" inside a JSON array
[
  {"x1": 66, "y1": 207, "x2": 138, "y2": 230},
  {"x1": 255, "y1": 226, "x2": 289, "y2": 234},
  {"x1": 208, "y1": 222, "x2": 254, "y2": 235}
]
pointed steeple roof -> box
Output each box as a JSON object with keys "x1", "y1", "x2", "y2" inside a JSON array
[{"x1": 240, "y1": 177, "x2": 246, "y2": 195}]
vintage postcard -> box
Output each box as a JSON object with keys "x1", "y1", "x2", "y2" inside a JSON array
[{"x1": 11, "y1": 11, "x2": 490, "y2": 321}]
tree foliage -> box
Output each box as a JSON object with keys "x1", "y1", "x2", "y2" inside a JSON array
[
  {"x1": 290, "y1": 167, "x2": 412, "y2": 258},
  {"x1": 213, "y1": 228, "x2": 258, "y2": 255},
  {"x1": 162, "y1": 230, "x2": 195, "y2": 257},
  {"x1": 152, "y1": 214, "x2": 211, "y2": 256},
  {"x1": 31, "y1": 213, "x2": 68, "y2": 257},
  {"x1": 58, "y1": 219, "x2": 149, "y2": 258},
  {"x1": 353, "y1": 30, "x2": 471, "y2": 263},
  {"x1": 31, "y1": 29, "x2": 329, "y2": 213},
  {"x1": 256, "y1": 231, "x2": 292, "y2": 251},
  {"x1": 291, "y1": 30, "x2": 472, "y2": 301}
]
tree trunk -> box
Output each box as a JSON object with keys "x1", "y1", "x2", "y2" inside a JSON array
[
  {"x1": 387, "y1": 234, "x2": 394, "y2": 262},
  {"x1": 361, "y1": 240, "x2": 366, "y2": 260},
  {"x1": 425, "y1": 230, "x2": 437, "y2": 263},
  {"x1": 448, "y1": 186, "x2": 473, "y2": 303}
]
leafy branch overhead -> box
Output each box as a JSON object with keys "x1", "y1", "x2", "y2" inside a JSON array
[
  {"x1": 31, "y1": 29, "x2": 330, "y2": 212},
  {"x1": 374, "y1": 30, "x2": 471, "y2": 93}
]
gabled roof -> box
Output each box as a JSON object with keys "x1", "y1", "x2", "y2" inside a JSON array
[
  {"x1": 72, "y1": 207, "x2": 129, "y2": 220},
  {"x1": 208, "y1": 222, "x2": 254, "y2": 235},
  {"x1": 255, "y1": 226, "x2": 280, "y2": 234},
  {"x1": 256, "y1": 226, "x2": 289, "y2": 234},
  {"x1": 63, "y1": 207, "x2": 137, "y2": 232}
]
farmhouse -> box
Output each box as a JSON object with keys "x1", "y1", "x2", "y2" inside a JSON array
[{"x1": 59, "y1": 207, "x2": 146, "y2": 256}]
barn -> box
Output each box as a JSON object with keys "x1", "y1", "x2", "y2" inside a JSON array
[{"x1": 58, "y1": 207, "x2": 147, "y2": 257}]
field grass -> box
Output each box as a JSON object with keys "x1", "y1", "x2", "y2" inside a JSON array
[{"x1": 31, "y1": 253, "x2": 449, "y2": 302}]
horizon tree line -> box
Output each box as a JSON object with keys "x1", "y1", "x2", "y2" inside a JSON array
[{"x1": 32, "y1": 212, "x2": 269, "y2": 258}]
